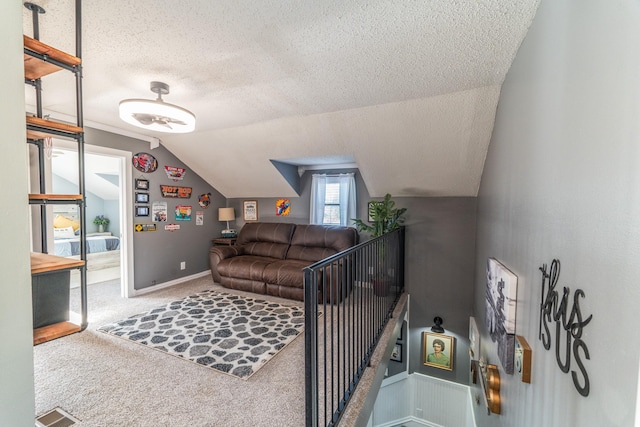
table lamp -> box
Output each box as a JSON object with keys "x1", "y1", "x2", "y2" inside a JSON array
[{"x1": 218, "y1": 207, "x2": 237, "y2": 237}]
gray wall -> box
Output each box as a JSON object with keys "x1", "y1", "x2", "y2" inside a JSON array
[
  {"x1": 85, "y1": 128, "x2": 226, "y2": 290},
  {"x1": 402, "y1": 197, "x2": 476, "y2": 384},
  {"x1": 0, "y1": 1, "x2": 35, "y2": 424},
  {"x1": 472, "y1": 1, "x2": 640, "y2": 426}
]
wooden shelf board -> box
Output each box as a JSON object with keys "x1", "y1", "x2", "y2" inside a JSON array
[
  {"x1": 29, "y1": 193, "x2": 83, "y2": 201},
  {"x1": 23, "y1": 35, "x2": 81, "y2": 80},
  {"x1": 26, "y1": 116, "x2": 83, "y2": 140},
  {"x1": 33, "y1": 320, "x2": 81, "y2": 345},
  {"x1": 31, "y1": 252, "x2": 85, "y2": 275}
]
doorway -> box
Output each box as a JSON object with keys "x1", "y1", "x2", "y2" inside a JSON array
[{"x1": 50, "y1": 141, "x2": 134, "y2": 298}]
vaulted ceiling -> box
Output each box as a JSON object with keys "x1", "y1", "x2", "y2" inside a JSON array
[{"x1": 23, "y1": 0, "x2": 540, "y2": 198}]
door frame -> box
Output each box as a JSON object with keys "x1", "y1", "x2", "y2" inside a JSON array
[{"x1": 53, "y1": 140, "x2": 134, "y2": 298}]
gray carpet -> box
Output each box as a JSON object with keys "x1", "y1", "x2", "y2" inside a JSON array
[{"x1": 35, "y1": 276, "x2": 307, "y2": 426}]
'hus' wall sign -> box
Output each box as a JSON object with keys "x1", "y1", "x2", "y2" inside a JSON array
[{"x1": 539, "y1": 259, "x2": 592, "y2": 396}]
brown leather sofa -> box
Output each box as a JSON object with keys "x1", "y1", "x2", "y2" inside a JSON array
[{"x1": 209, "y1": 222, "x2": 358, "y2": 301}]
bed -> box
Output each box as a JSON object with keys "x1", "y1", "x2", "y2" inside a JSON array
[{"x1": 54, "y1": 233, "x2": 120, "y2": 257}]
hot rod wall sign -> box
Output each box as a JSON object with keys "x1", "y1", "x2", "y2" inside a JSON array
[{"x1": 160, "y1": 185, "x2": 192, "y2": 198}]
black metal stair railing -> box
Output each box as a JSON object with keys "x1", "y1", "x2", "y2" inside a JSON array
[{"x1": 304, "y1": 227, "x2": 405, "y2": 427}]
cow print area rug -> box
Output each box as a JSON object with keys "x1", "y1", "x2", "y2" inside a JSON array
[{"x1": 98, "y1": 290, "x2": 310, "y2": 379}]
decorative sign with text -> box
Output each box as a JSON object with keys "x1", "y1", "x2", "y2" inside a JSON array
[
  {"x1": 165, "y1": 224, "x2": 180, "y2": 232},
  {"x1": 134, "y1": 223, "x2": 157, "y2": 232},
  {"x1": 175, "y1": 205, "x2": 192, "y2": 221},
  {"x1": 539, "y1": 259, "x2": 592, "y2": 396},
  {"x1": 164, "y1": 165, "x2": 186, "y2": 181},
  {"x1": 160, "y1": 185, "x2": 192, "y2": 198}
]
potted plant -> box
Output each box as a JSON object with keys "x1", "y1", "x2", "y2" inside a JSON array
[
  {"x1": 352, "y1": 193, "x2": 407, "y2": 296},
  {"x1": 93, "y1": 215, "x2": 110, "y2": 233}
]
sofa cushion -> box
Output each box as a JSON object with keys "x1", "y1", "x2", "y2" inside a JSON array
[
  {"x1": 217, "y1": 255, "x2": 280, "y2": 281},
  {"x1": 287, "y1": 224, "x2": 358, "y2": 262},
  {"x1": 236, "y1": 222, "x2": 296, "y2": 259},
  {"x1": 262, "y1": 259, "x2": 314, "y2": 289}
]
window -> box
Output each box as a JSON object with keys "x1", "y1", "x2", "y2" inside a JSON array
[
  {"x1": 310, "y1": 173, "x2": 356, "y2": 226},
  {"x1": 322, "y1": 182, "x2": 341, "y2": 224}
]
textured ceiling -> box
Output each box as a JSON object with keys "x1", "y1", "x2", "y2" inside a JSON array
[{"x1": 23, "y1": 0, "x2": 540, "y2": 198}]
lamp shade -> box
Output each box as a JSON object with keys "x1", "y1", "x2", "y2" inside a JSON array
[{"x1": 218, "y1": 207, "x2": 235, "y2": 222}]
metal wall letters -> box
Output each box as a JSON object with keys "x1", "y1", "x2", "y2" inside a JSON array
[{"x1": 539, "y1": 259, "x2": 592, "y2": 396}]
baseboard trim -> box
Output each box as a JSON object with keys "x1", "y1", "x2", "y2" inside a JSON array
[{"x1": 132, "y1": 270, "x2": 211, "y2": 296}]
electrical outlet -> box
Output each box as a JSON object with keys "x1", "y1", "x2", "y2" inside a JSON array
[
  {"x1": 180, "y1": 261, "x2": 186, "y2": 270},
  {"x1": 416, "y1": 408, "x2": 423, "y2": 418}
]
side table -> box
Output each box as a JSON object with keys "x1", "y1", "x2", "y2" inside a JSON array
[{"x1": 212, "y1": 237, "x2": 237, "y2": 246}]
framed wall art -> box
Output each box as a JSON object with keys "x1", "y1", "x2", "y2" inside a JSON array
[
  {"x1": 135, "y1": 192, "x2": 149, "y2": 204},
  {"x1": 152, "y1": 202, "x2": 168, "y2": 222},
  {"x1": 469, "y1": 316, "x2": 480, "y2": 361},
  {"x1": 485, "y1": 257, "x2": 518, "y2": 374},
  {"x1": 423, "y1": 332, "x2": 454, "y2": 371},
  {"x1": 276, "y1": 199, "x2": 291, "y2": 216},
  {"x1": 135, "y1": 206, "x2": 149, "y2": 217},
  {"x1": 243, "y1": 200, "x2": 258, "y2": 221},
  {"x1": 515, "y1": 335, "x2": 532, "y2": 383},
  {"x1": 397, "y1": 323, "x2": 404, "y2": 341},
  {"x1": 132, "y1": 152, "x2": 158, "y2": 173},
  {"x1": 135, "y1": 178, "x2": 149, "y2": 191},
  {"x1": 367, "y1": 201, "x2": 381, "y2": 222},
  {"x1": 391, "y1": 343, "x2": 402, "y2": 362}
]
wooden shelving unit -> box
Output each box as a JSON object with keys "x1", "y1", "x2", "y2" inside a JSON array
[
  {"x1": 25, "y1": 0, "x2": 87, "y2": 345},
  {"x1": 26, "y1": 116, "x2": 84, "y2": 140},
  {"x1": 23, "y1": 34, "x2": 81, "y2": 79},
  {"x1": 30, "y1": 252, "x2": 85, "y2": 275}
]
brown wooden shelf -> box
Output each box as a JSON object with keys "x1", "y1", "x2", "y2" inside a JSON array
[
  {"x1": 24, "y1": 35, "x2": 81, "y2": 80},
  {"x1": 26, "y1": 116, "x2": 83, "y2": 140},
  {"x1": 33, "y1": 319, "x2": 81, "y2": 345},
  {"x1": 29, "y1": 193, "x2": 83, "y2": 202},
  {"x1": 30, "y1": 252, "x2": 85, "y2": 275}
]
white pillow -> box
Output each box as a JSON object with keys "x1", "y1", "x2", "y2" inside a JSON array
[{"x1": 54, "y1": 226, "x2": 75, "y2": 239}]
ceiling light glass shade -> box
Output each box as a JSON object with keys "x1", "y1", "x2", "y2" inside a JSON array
[{"x1": 119, "y1": 99, "x2": 196, "y2": 133}]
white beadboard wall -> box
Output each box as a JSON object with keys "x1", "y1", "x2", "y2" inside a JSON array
[{"x1": 371, "y1": 373, "x2": 475, "y2": 427}]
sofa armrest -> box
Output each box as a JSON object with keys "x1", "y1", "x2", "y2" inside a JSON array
[{"x1": 209, "y1": 245, "x2": 242, "y2": 282}]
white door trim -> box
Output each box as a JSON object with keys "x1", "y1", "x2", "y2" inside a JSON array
[{"x1": 53, "y1": 140, "x2": 134, "y2": 298}]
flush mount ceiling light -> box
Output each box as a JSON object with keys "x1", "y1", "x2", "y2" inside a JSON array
[{"x1": 119, "y1": 81, "x2": 195, "y2": 133}]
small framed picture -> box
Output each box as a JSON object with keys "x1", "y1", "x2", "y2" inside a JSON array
[
  {"x1": 469, "y1": 316, "x2": 480, "y2": 361},
  {"x1": 391, "y1": 343, "x2": 402, "y2": 362},
  {"x1": 135, "y1": 205, "x2": 149, "y2": 217},
  {"x1": 243, "y1": 200, "x2": 258, "y2": 221},
  {"x1": 423, "y1": 332, "x2": 454, "y2": 371},
  {"x1": 397, "y1": 323, "x2": 404, "y2": 341},
  {"x1": 135, "y1": 178, "x2": 149, "y2": 190},
  {"x1": 135, "y1": 192, "x2": 149, "y2": 203},
  {"x1": 367, "y1": 201, "x2": 381, "y2": 222}
]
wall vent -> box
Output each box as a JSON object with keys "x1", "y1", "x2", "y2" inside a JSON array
[{"x1": 35, "y1": 407, "x2": 79, "y2": 426}]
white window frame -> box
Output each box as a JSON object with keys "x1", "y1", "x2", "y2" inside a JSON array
[{"x1": 310, "y1": 173, "x2": 356, "y2": 226}]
